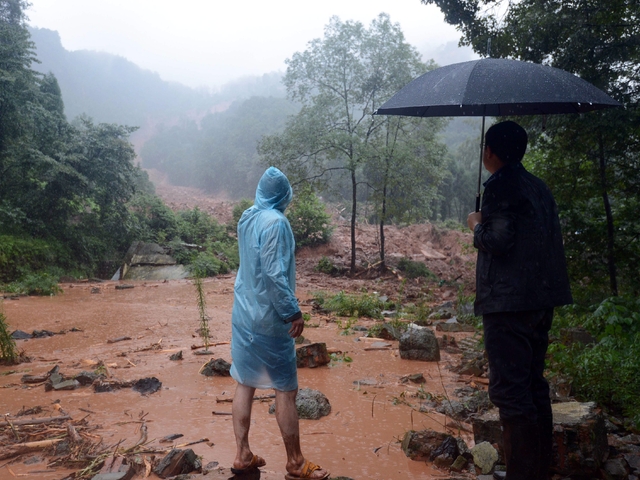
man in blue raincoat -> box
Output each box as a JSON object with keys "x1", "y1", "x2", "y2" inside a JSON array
[{"x1": 230, "y1": 167, "x2": 329, "y2": 480}]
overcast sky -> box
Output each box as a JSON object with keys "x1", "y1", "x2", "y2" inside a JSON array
[{"x1": 26, "y1": 0, "x2": 477, "y2": 90}]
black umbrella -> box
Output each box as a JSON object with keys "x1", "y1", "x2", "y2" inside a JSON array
[{"x1": 374, "y1": 58, "x2": 622, "y2": 210}]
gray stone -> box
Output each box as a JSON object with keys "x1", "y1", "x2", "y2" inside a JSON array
[
  {"x1": 401, "y1": 429, "x2": 452, "y2": 460},
  {"x1": 624, "y1": 452, "x2": 640, "y2": 473},
  {"x1": 269, "y1": 388, "x2": 331, "y2": 420},
  {"x1": 52, "y1": 379, "x2": 80, "y2": 391},
  {"x1": 75, "y1": 371, "x2": 102, "y2": 386},
  {"x1": 470, "y1": 441, "x2": 498, "y2": 474},
  {"x1": 436, "y1": 322, "x2": 476, "y2": 332},
  {"x1": 450, "y1": 455, "x2": 468, "y2": 472},
  {"x1": 153, "y1": 448, "x2": 201, "y2": 478},
  {"x1": 603, "y1": 458, "x2": 630, "y2": 479},
  {"x1": 472, "y1": 409, "x2": 503, "y2": 458},
  {"x1": 200, "y1": 358, "x2": 231, "y2": 377},
  {"x1": 399, "y1": 324, "x2": 440, "y2": 361}
]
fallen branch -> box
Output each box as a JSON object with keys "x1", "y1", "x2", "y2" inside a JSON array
[
  {"x1": 211, "y1": 411, "x2": 232, "y2": 416},
  {"x1": 0, "y1": 438, "x2": 64, "y2": 461},
  {"x1": 190, "y1": 341, "x2": 230, "y2": 350},
  {"x1": 215, "y1": 394, "x2": 275, "y2": 403},
  {"x1": 0, "y1": 415, "x2": 71, "y2": 428}
]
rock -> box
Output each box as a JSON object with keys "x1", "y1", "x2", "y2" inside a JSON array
[
  {"x1": 75, "y1": 371, "x2": 102, "y2": 386},
  {"x1": 377, "y1": 323, "x2": 404, "y2": 340},
  {"x1": 400, "y1": 373, "x2": 426, "y2": 384},
  {"x1": 32, "y1": 329, "x2": 55, "y2": 338},
  {"x1": 470, "y1": 441, "x2": 498, "y2": 474},
  {"x1": 132, "y1": 377, "x2": 162, "y2": 395},
  {"x1": 296, "y1": 342, "x2": 330, "y2": 368},
  {"x1": 115, "y1": 284, "x2": 135, "y2": 290},
  {"x1": 474, "y1": 402, "x2": 609, "y2": 477},
  {"x1": 472, "y1": 409, "x2": 503, "y2": 458},
  {"x1": 401, "y1": 429, "x2": 452, "y2": 460},
  {"x1": 269, "y1": 388, "x2": 331, "y2": 420},
  {"x1": 602, "y1": 458, "x2": 630, "y2": 480},
  {"x1": 153, "y1": 448, "x2": 201, "y2": 478},
  {"x1": 11, "y1": 330, "x2": 31, "y2": 340},
  {"x1": 52, "y1": 379, "x2": 80, "y2": 391},
  {"x1": 450, "y1": 455, "x2": 469, "y2": 472},
  {"x1": 119, "y1": 242, "x2": 189, "y2": 281},
  {"x1": 436, "y1": 322, "x2": 476, "y2": 332},
  {"x1": 399, "y1": 324, "x2": 440, "y2": 361},
  {"x1": 200, "y1": 358, "x2": 231, "y2": 376},
  {"x1": 169, "y1": 351, "x2": 183, "y2": 361},
  {"x1": 552, "y1": 401, "x2": 608, "y2": 477},
  {"x1": 625, "y1": 452, "x2": 640, "y2": 473},
  {"x1": 93, "y1": 456, "x2": 135, "y2": 480},
  {"x1": 91, "y1": 287, "x2": 101, "y2": 294}
]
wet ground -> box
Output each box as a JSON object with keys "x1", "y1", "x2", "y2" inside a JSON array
[{"x1": 0, "y1": 276, "x2": 479, "y2": 479}]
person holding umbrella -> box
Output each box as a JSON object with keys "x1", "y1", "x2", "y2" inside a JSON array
[
  {"x1": 229, "y1": 166, "x2": 329, "y2": 480},
  {"x1": 467, "y1": 121, "x2": 572, "y2": 480}
]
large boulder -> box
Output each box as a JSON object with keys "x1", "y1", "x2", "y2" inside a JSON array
[
  {"x1": 472, "y1": 402, "x2": 609, "y2": 477},
  {"x1": 399, "y1": 324, "x2": 440, "y2": 361}
]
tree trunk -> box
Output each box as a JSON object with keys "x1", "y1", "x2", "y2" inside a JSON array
[
  {"x1": 598, "y1": 133, "x2": 618, "y2": 296},
  {"x1": 350, "y1": 169, "x2": 357, "y2": 275},
  {"x1": 379, "y1": 185, "x2": 387, "y2": 270}
]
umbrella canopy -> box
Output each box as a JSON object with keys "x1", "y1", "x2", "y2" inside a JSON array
[
  {"x1": 374, "y1": 58, "x2": 621, "y2": 211},
  {"x1": 375, "y1": 58, "x2": 621, "y2": 117}
]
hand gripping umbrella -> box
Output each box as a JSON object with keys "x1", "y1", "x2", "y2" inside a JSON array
[{"x1": 374, "y1": 58, "x2": 621, "y2": 211}]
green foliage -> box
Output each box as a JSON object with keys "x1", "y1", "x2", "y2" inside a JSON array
[
  {"x1": 4, "y1": 272, "x2": 62, "y2": 296},
  {"x1": 260, "y1": 14, "x2": 447, "y2": 273},
  {"x1": 189, "y1": 251, "x2": 231, "y2": 277},
  {"x1": 423, "y1": 0, "x2": 640, "y2": 297},
  {"x1": 397, "y1": 257, "x2": 438, "y2": 280},
  {"x1": 229, "y1": 198, "x2": 253, "y2": 234},
  {"x1": 547, "y1": 298, "x2": 640, "y2": 428},
  {"x1": 286, "y1": 187, "x2": 333, "y2": 248},
  {"x1": 315, "y1": 256, "x2": 342, "y2": 275},
  {"x1": 0, "y1": 235, "x2": 69, "y2": 283},
  {"x1": 0, "y1": 310, "x2": 18, "y2": 364},
  {"x1": 314, "y1": 291, "x2": 385, "y2": 319}
]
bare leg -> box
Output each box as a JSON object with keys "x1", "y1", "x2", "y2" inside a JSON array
[
  {"x1": 275, "y1": 388, "x2": 328, "y2": 479},
  {"x1": 232, "y1": 383, "x2": 257, "y2": 470}
]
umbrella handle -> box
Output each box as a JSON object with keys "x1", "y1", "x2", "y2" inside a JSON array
[{"x1": 476, "y1": 116, "x2": 486, "y2": 213}]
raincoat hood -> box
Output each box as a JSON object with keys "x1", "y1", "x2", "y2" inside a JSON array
[{"x1": 254, "y1": 167, "x2": 293, "y2": 212}]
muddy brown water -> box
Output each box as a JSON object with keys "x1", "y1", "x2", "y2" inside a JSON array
[{"x1": 0, "y1": 278, "x2": 477, "y2": 480}]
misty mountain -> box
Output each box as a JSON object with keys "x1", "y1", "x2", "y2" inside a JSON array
[{"x1": 28, "y1": 27, "x2": 286, "y2": 127}]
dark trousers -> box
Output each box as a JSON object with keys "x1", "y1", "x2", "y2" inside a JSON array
[
  {"x1": 483, "y1": 309, "x2": 554, "y2": 480},
  {"x1": 483, "y1": 308, "x2": 553, "y2": 423}
]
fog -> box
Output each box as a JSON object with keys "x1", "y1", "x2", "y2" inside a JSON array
[{"x1": 26, "y1": 0, "x2": 477, "y2": 89}]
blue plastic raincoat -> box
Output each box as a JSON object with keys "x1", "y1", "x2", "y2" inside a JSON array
[{"x1": 230, "y1": 167, "x2": 300, "y2": 391}]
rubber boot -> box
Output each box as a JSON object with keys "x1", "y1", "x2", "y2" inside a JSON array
[
  {"x1": 537, "y1": 415, "x2": 554, "y2": 480},
  {"x1": 499, "y1": 420, "x2": 540, "y2": 480}
]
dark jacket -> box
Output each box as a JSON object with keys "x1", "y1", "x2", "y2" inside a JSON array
[{"x1": 474, "y1": 162, "x2": 572, "y2": 315}]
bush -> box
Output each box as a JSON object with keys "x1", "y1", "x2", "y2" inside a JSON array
[
  {"x1": 0, "y1": 311, "x2": 19, "y2": 364},
  {"x1": 3, "y1": 272, "x2": 62, "y2": 296},
  {"x1": 0, "y1": 235, "x2": 69, "y2": 283},
  {"x1": 315, "y1": 256, "x2": 343, "y2": 275},
  {"x1": 286, "y1": 187, "x2": 333, "y2": 249},
  {"x1": 547, "y1": 297, "x2": 640, "y2": 428},
  {"x1": 229, "y1": 199, "x2": 254, "y2": 234},
  {"x1": 314, "y1": 291, "x2": 386, "y2": 319},
  {"x1": 397, "y1": 257, "x2": 438, "y2": 280}
]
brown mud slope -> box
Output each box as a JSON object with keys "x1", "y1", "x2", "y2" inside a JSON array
[{"x1": 0, "y1": 183, "x2": 481, "y2": 480}]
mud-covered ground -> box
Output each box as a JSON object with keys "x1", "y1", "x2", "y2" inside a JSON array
[{"x1": 0, "y1": 180, "x2": 482, "y2": 480}]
